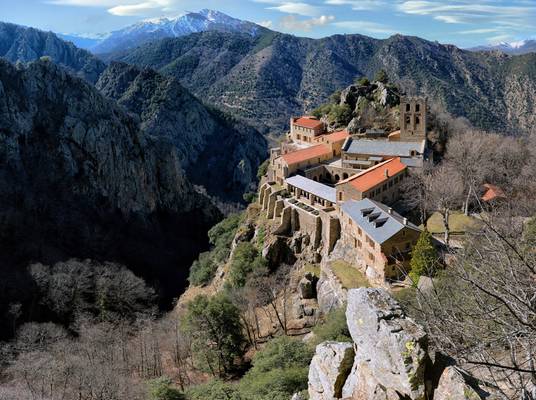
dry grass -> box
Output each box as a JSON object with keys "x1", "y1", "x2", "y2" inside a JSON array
[
  {"x1": 425, "y1": 211, "x2": 482, "y2": 234},
  {"x1": 330, "y1": 260, "x2": 370, "y2": 289},
  {"x1": 304, "y1": 263, "x2": 321, "y2": 278}
]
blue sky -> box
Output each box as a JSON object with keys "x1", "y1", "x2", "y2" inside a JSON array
[{"x1": 1, "y1": 0, "x2": 535, "y2": 47}]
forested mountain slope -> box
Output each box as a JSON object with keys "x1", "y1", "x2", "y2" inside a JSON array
[
  {"x1": 115, "y1": 31, "x2": 536, "y2": 136},
  {"x1": 0, "y1": 21, "x2": 106, "y2": 83},
  {"x1": 96, "y1": 62, "x2": 267, "y2": 202},
  {"x1": 0, "y1": 58, "x2": 220, "y2": 337}
]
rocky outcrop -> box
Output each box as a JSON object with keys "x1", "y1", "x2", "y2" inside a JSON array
[
  {"x1": 96, "y1": 62, "x2": 267, "y2": 202},
  {"x1": 0, "y1": 58, "x2": 220, "y2": 336},
  {"x1": 308, "y1": 288, "x2": 490, "y2": 400},
  {"x1": 0, "y1": 22, "x2": 106, "y2": 83},
  {"x1": 434, "y1": 367, "x2": 487, "y2": 400},
  {"x1": 316, "y1": 268, "x2": 347, "y2": 314},
  {"x1": 343, "y1": 289, "x2": 428, "y2": 399},
  {"x1": 299, "y1": 272, "x2": 318, "y2": 299},
  {"x1": 308, "y1": 342, "x2": 355, "y2": 400}
]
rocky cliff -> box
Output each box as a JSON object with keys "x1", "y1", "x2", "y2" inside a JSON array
[
  {"x1": 96, "y1": 62, "x2": 267, "y2": 203},
  {"x1": 114, "y1": 31, "x2": 536, "y2": 136},
  {"x1": 0, "y1": 21, "x2": 106, "y2": 83},
  {"x1": 0, "y1": 58, "x2": 220, "y2": 333},
  {"x1": 308, "y1": 288, "x2": 492, "y2": 400}
]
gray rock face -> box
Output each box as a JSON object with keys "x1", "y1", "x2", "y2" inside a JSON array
[
  {"x1": 0, "y1": 59, "x2": 220, "y2": 323},
  {"x1": 343, "y1": 288, "x2": 428, "y2": 400},
  {"x1": 308, "y1": 342, "x2": 355, "y2": 400},
  {"x1": 96, "y1": 62, "x2": 267, "y2": 203},
  {"x1": 434, "y1": 367, "x2": 486, "y2": 400},
  {"x1": 316, "y1": 268, "x2": 347, "y2": 314},
  {"x1": 0, "y1": 22, "x2": 105, "y2": 83}
]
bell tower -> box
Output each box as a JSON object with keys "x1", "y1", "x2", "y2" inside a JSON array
[{"x1": 400, "y1": 97, "x2": 427, "y2": 141}]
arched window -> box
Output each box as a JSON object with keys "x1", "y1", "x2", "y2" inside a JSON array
[
  {"x1": 415, "y1": 103, "x2": 420, "y2": 112},
  {"x1": 313, "y1": 176, "x2": 318, "y2": 182},
  {"x1": 343, "y1": 173, "x2": 349, "y2": 179},
  {"x1": 406, "y1": 103, "x2": 410, "y2": 112},
  {"x1": 335, "y1": 174, "x2": 340, "y2": 181}
]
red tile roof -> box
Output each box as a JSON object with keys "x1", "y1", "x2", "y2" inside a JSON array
[
  {"x1": 338, "y1": 157, "x2": 407, "y2": 192},
  {"x1": 482, "y1": 183, "x2": 505, "y2": 202},
  {"x1": 321, "y1": 130, "x2": 350, "y2": 143},
  {"x1": 281, "y1": 144, "x2": 332, "y2": 165},
  {"x1": 293, "y1": 116, "x2": 324, "y2": 129}
]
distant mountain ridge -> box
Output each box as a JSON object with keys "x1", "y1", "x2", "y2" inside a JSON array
[
  {"x1": 91, "y1": 9, "x2": 266, "y2": 54},
  {"x1": 114, "y1": 30, "x2": 536, "y2": 136},
  {"x1": 0, "y1": 21, "x2": 105, "y2": 83},
  {"x1": 470, "y1": 39, "x2": 536, "y2": 55}
]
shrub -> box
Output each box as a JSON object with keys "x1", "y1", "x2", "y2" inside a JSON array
[
  {"x1": 188, "y1": 252, "x2": 217, "y2": 286},
  {"x1": 186, "y1": 380, "x2": 241, "y2": 400},
  {"x1": 183, "y1": 294, "x2": 246, "y2": 376},
  {"x1": 374, "y1": 69, "x2": 389, "y2": 83},
  {"x1": 312, "y1": 307, "x2": 352, "y2": 345},
  {"x1": 409, "y1": 229, "x2": 438, "y2": 285},
  {"x1": 239, "y1": 336, "x2": 313, "y2": 400},
  {"x1": 355, "y1": 76, "x2": 370, "y2": 86},
  {"x1": 327, "y1": 104, "x2": 353, "y2": 126},
  {"x1": 243, "y1": 192, "x2": 257, "y2": 203},
  {"x1": 147, "y1": 377, "x2": 184, "y2": 400},
  {"x1": 228, "y1": 242, "x2": 267, "y2": 287},
  {"x1": 256, "y1": 159, "x2": 269, "y2": 180}
]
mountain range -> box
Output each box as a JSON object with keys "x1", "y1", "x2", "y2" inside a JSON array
[
  {"x1": 89, "y1": 9, "x2": 266, "y2": 54},
  {"x1": 470, "y1": 40, "x2": 536, "y2": 55},
  {"x1": 112, "y1": 29, "x2": 536, "y2": 136}
]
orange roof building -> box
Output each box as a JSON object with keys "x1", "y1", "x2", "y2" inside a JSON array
[
  {"x1": 314, "y1": 129, "x2": 350, "y2": 144},
  {"x1": 481, "y1": 183, "x2": 506, "y2": 202},
  {"x1": 292, "y1": 116, "x2": 324, "y2": 130},
  {"x1": 336, "y1": 158, "x2": 408, "y2": 205},
  {"x1": 282, "y1": 144, "x2": 332, "y2": 166}
]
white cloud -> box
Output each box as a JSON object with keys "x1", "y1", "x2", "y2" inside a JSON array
[
  {"x1": 269, "y1": 2, "x2": 324, "y2": 17},
  {"x1": 333, "y1": 20, "x2": 398, "y2": 35},
  {"x1": 279, "y1": 15, "x2": 335, "y2": 31},
  {"x1": 434, "y1": 15, "x2": 462, "y2": 24},
  {"x1": 258, "y1": 20, "x2": 274, "y2": 28},
  {"x1": 46, "y1": 0, "x2": 176, "y2": 16},
  {"x1": 457, "y1": 27, "x2": 501, "y2": 35},
  {"x1": 324, "y1": 0, "x2": 387, "y2": 11}
]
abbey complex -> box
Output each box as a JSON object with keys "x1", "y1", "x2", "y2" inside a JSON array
[{"x1": 260, "y1": 97, "x2": 430, "y2": 286}]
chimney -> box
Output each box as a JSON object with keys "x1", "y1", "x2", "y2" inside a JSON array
[
  {"x1": 388, "y1": 207, "x2": 393, "y2": 214},
  {"x1": 384, "y1": 169, "x2": 389, "y2": 178},
  {"x1": 403, "y1": 217, "x2": 408, "y2": 225}
]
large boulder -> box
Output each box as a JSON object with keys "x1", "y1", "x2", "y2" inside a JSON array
[
  {"x1": 299, "y1": 272, "x2": 317, "y2": 299},
  {"x1": 308, "y1": 342, "x2": 355, "y2": 400},
  {"x1": 342, "y1": 288, "x2": 429, "y2": 400},
  {"x1": 434, "y1": 366, "x2": 487, "y2": 400}
]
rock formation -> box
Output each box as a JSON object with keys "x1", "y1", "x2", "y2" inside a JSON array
[
  {"x1": 0, "y1": 58, "x2": 220, "y2": 336},
  {"x1": 308, "y1": 342, "x2": 355, "y2": 400},
  {"x1": 308, "y1": 288, "x2": 488, "y2": 400},
  {"x1": 96, "y1": 62, "x2": 267, "y2": 202}
]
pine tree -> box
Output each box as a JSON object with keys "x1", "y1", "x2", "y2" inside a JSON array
[{"x1": 409, "y1": 229, "x2": 438, "y2": 285}]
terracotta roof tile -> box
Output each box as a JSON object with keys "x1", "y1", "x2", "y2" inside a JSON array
[
  {"x1": 322, "y1": 130, "x2": 350, "y2": 143},
  {"x1": 281, "y1": 144, "x2": 332, "y2": 165},
  {"x1": 338, "y1": 157, "x2": 407, "y2": 192},
  {"x1": 293, "y1": 116, "x2": 324, "y2": 129}
]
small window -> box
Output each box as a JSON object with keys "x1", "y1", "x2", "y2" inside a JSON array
[
  {"x1": 416, "y1": 104, "x2": 420, "y2": 112},
  {"x1": 406, "y1": 104, "x2": 410, "y2": 112},
  {"x1": 415, "y1": 116, "x2": 420, "y2": 126}
]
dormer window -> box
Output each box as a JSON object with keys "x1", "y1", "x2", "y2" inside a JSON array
[
  {"x1": 368, "y1": 212, "x2": 381, "y2": 222},
  {"x1": 361, "y1": 208, "x2": 374, "y2": 217},
  {"x1": 374, "y1": 218, "x2": 388, "y2": 228}
]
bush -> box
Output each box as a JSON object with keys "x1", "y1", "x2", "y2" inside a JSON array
[
  {"x1": 409, "y1": 229, "x2": 438, "y2": 285},
  {"x1": 228, "y1": 242, "x2": 267, "y2": 287},
  {"x1": 355, "y1": 76, "x2": 370, "y2": 86},
  {"x1": 147, "y1": 377, "x2": 184, "y2": 400},
  {"x1": 183, "y1": 294, "x2": 245, "y2": 376},
  {"x1": 186, "y1": 380, "x2": 241, "y2": 400},
  {"x1": 239, "y1": 336, "x2": 313, "y2": 400},
  {"x1": 374, "y1": 69, "x2": 389, "y2": 83},
  {"x1": 188, "y1": 252, "x2": 217, "y2": 286},
  {"x1": 312, "y1": 307, "x2": 352, "y2": 345},
  {"x1": 243, "y1": 192, "x2": 257, "y2": 203},
  {"x1": 257, "y1": 159, "x2": 269, "y2": 180},
  {"x1": 327, "y1": 104, "x2": 353, "y2": 126}
]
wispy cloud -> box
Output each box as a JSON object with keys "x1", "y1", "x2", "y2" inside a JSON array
[
  {"x1": 333, "y1": 20, "x2": 398, "y2": 35},
  {"x1": 324, "y1": 0, "x2": 387, "y2": 11},
  {"x1": 46, "y1": 0, "x2": 176, "y2": 16},
  {"x1": 268, "y1": 2, "x2": 324, "y2": 17},
  {"x1": 258, "y1": 20, "x2": 274, "y2": 28},
  {"x1": 279, "y1": 14, "x2": 335, "y2": 30}
]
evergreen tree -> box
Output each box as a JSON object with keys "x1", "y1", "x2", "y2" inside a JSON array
[
  {"x1": 409, "y1": 229, "x2": 438, "y2": 285},
  {"x1": 374, "y1": 69, "x2": 389, "y2": 83},
  {"x1": 183, "y1": 294, "x2": 245, "y2": 376}
]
